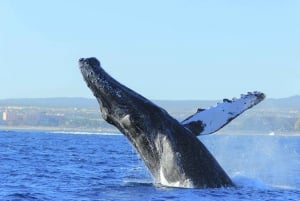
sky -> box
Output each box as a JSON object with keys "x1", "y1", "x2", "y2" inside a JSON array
[{"x1": 1, "y1": 0, "x2": 299, "y2": 100}]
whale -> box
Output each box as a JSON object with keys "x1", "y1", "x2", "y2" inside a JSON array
[{"x1": 79, "y1": 57, "x2": 265, "y2": 188}]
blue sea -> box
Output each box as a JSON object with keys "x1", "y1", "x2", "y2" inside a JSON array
[{"x1": 1, "y1": 130, "x2": 299, "y2": 201}]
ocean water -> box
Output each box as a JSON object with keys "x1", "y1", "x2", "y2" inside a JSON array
[{"x1": 1, "y1": 130, "x2": 299, "y2": 201}]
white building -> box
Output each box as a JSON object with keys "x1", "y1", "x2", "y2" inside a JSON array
[{"x1": 2, "y1": 111, "x2": 7, "y2": 121}]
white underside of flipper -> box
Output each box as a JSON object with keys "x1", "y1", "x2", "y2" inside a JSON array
[{"x1": 181, "y1": 91, "x2": 265, "y2": 135}]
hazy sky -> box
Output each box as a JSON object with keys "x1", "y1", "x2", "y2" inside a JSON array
[{"x1": 1, "y1": 0, "x2": 299, "y2": 100}]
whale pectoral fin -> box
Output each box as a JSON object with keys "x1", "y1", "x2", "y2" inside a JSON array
[{"x1": 181, "y1": 91, "x2": 265, "y2": 136}]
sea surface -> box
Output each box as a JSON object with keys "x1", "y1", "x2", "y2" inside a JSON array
[{"x1": 1, "y1": 130, "x2": 300, "y2": 201}]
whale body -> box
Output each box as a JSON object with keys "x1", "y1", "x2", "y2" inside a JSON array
[{"x1": 79, "y1": 57, "x2": 265, "y2": 188}]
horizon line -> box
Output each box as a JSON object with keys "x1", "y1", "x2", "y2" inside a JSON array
[{"x1": 0, "y1": 95, "x2": 300, "y2": 102}]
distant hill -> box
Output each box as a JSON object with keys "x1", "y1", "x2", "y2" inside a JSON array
[
  {"x1": 0, "y1": 97, "x2": 98, "y2": 109},
  {"x1": 260, "y1": 95, "x2": 300, "y2": 110},
  {"x1": 0, "y1": 96, "x2": 299, "y2": 110},
  {"x1": 1, "y1": 96, "x2": 299, "y2": 134}
]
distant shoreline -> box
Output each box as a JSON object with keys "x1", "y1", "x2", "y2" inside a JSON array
[
  {"x1": 1, "y1": 96, "x2": 300, "y2": 135},
  {"x1": 1, "y1": 126, "x2": 299, "y2": 136},
  {"x1": 0, "y1": 126, "x2": 117, "y2": 133},
  {"x1": 216, "y1": 130, "x2": 300, "y2": 136}
]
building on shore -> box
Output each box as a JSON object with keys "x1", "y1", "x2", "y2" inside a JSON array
[{"x1": 2, "y1": 111, "x2": 7, "y2": 121}]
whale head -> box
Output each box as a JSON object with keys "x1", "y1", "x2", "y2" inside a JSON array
[
  {"x1": 79, "y1": 57, "x2": 132, "y2": 124},
  {"x1": 79, "y1": 57, "x2": 174, "y2": 180},
  {"x1": 79, "y1": 57, "x2": 120, "y2": 102},
  {"x1": 79, "y1": 57, "x2": 164, "y2": 126}
]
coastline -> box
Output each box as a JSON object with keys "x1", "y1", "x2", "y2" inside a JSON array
[
  {"x1": 1, "y1": 126, "x2": 299, "y2": 136},
  {"x1": 0, "y1": 126, "x2": 117, "y2": 134}
]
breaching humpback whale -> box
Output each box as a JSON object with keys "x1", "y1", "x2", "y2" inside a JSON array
[{"x1": 79, "y1": 57, "x2": 265, "y2": 188}]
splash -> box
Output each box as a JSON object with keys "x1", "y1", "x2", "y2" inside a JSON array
[{"x1": 201, "y1": 134, "x2": 300, "y2": 189}]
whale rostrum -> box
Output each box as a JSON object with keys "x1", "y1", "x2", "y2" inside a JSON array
[{"x1": 79, "y1": 57, "x2": 265, "y2": 188}]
